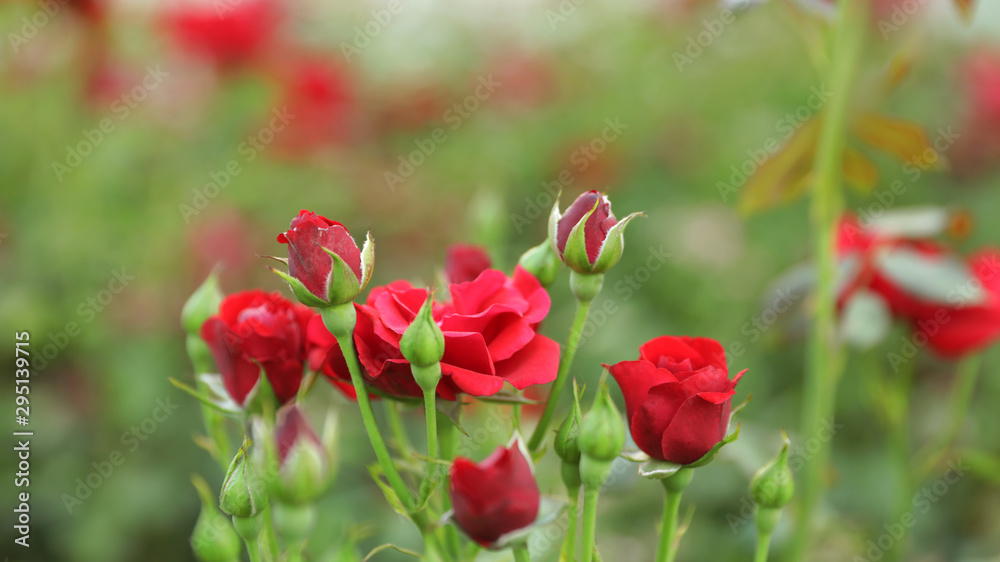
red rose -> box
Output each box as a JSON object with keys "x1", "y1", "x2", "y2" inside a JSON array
[
  {"x1": 444, "y1": 244, "x2": 492, "y2": 284},
  {"x1": 200, "y1": 290, "x2": 313, "y2": 406},
  {"x1": 836, "y1": 214, "x2": 948, "y2": 319},
  {"x1": 606, "y1": 336, "x2": 744, "y2": 465},
  {"x1": 164, "y1": 0, "x2": 281, "y2": 69},
  {"x1": 449, "y1": 443, "x2": 540, "y2": 546},
  {"x1": 271, "y1": 57, "x2": 356, "y2": 154},
  {"x1": 275, "y1": 210, "x2": 372, "y2": 306},
  {"x1": 549, "y1": 190, "x2": 641, "y2": 274},
  {"x1": 916, "y1": 249, "x2": 1000, "y2": 357},
  {"x1": 310, "y1": 267, "x2": 559, "y2": 399}
]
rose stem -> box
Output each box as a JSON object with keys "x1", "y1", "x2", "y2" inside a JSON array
[
  {"x1": 323, "y1": 305, "x2": 447, "y2": 558},
  {"x1": 789, "y1": 0, "x2": 865, "y2": 558},
  {"x1": 656, "y1": 468, "x2": 692, "y2": 562},
  {"x1": 513, "y1": 545, "x2": 532, "y2": 562},
  {"x1": 528, "y1": 296, "x2": 596, "y2": 452},
  {"x1": 560, "y1": 482, "x2": 580, "y2": 561},
  {"x1": 580, "y1": 486, "x2": 600, "y2": 562},
  {"x1": 754, "y1": 529, "x2": 773, "y2": 562}
]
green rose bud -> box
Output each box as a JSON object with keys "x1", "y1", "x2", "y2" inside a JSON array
[
  {"x1": 518, "y1": 241, "x2": 561, "y2": 288},
  {"x1": 578, "y1": 382, "x2": 625, "y2": 489},
  {"x1": 554, "y1": 393, "x2": 582, "y2": 465},
  {"x1": 750, "y1": 431, "x2": 795, "y2": 510},
  {"x1": 190, "y1": 475, "x2": 242, "y2": 562},
  {"x1": 181, "y1": 270, "x2": 223, "y2": 336},
  {"x1": 400, "y1": 295, "x2": 445, "y2": 369},
  {"x1": 219, "y1": 442, "x2": 268, "y2": 519},
  {"x1": 273, "y1": 405, "x2": 333, "y2": 505}
]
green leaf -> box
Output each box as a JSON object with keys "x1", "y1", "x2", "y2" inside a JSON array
[
  {"x1": 168, "y1": 377, "x2": 242, "y2": 415},
  {"x1": 366, "y1": 464, "x2": 410, "y2": 518},
  {"x1": 361, "y1": 544, "x2": 422, "y2": 562}
]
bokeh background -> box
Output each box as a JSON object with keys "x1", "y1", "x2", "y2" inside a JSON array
[{"x1": 2, "y1": 0, "x2": 1000, "y2": 560}]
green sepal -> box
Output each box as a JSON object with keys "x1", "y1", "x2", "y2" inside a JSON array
[
  {"x1": 323, "y1": 247, "x2": 362, "y2": 306},
  {"x1": 560, "y1": 199, "x2": 600, "y2": 273},
  {"x1": 590, "y1": 211, "x2": 644, "y2": 273},
  {"x1": 270, "y1": 267, "x2": 330, "y2": 308}
]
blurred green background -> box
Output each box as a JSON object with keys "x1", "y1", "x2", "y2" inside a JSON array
[{"x1": 2, "y1": 0, "x2": 1000, "y2": 560}]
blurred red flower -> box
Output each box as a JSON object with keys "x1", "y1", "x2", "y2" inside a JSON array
[{"x1": 164, "y1": 0, "x2": 282, "y2": 69}]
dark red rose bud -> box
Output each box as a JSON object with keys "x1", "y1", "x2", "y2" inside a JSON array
[
  {"x1": 200, "y1": 290, "x2": 313, "y2": 406},
  {"x1": 444, "y1": 244, "x2": 492, "y2": 284},
  {"x1": 549, "y1": 190, "x2": 642, "y2": 274},
  {"x1": 606, "y1": 336, "x2": 744, "y2": 465},
  {"x1": 449, "y1": 443, "x2": 540, "y2": 546},
  {"x1": 274, "y1": 210, "x2": 373, "y2": 307},
  {"x1": 273, "y1": 404, "x2": 332, "y2": 504}
]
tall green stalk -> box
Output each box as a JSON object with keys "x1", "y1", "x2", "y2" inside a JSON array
[
  {"x1": 528, "y1": 297, "x2": 595, "y2": 451},
  {"x1": 789, "y1": 1, "x2": 866, "y2": 559}
]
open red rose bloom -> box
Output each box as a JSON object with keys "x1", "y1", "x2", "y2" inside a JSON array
[
  {"x1": 307, "y1": 266, "x2": 560, "y2": 399},
  {"x1": 607, "y1": 336, "x2": 744, "y2": 465}
]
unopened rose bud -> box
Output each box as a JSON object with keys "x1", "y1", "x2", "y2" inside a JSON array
[
  {"x1": 219, "y1": 442, "x2": 267, "y2": 519},
  {"x1": 554, "y1": 401, "x2": 581, "y2": 465},
  {"x1": 182, "y1": 270, "x2": 223, "y2": 335},
  {"x1": 751, "y1": 432, "x2": 795, "y2": 511},
  {"x1": 400, "y1": 295, "x2": 445, "y2": 369},
  {"x1": 190, "y1": 475, "x2": 242, "y2": 562},
  {"x1": 548, "y1": 190, "x2": 643, "y2": 275},
  {"x1": 273, "y1": 210, "x2": 374, "y2": 307},
  {"x1": 518, "y1": 241, "x2": 561, "y2": 288},
  {"x1": 274, "y1": 405, "x2": 332, "y2": 505},
  {"x1": 579, "y1": 382, "x2": 625, "y2": 489}
]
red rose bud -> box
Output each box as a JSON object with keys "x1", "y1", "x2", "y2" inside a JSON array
[
  {"x1": 190, "y1": 475, "x2": 242, "y2": 562},
  {"x1": 274, "y1": 210, "x2": 374, "y2": 307},
  {"x1": 449, "y1": 443, "x2": 540, "y2": 546},
  {"x1": 200, "y1": 290, "x2": 313, "y2": 407},
  {"x1": 445, "y1": 244, "x2": 492, "y2": 284},
  {"x1": 548, "y1": 190, "x2": 642, "y2": 275},
  {"x1": 273, "y1": 405, "x2": 332, "y2": 504},
  {"x1": 517, "y1": 240, "x2": 561, "y2": 288},
  {"x1": 607, "y1": 336, "x2": 744, "y2": 465}
]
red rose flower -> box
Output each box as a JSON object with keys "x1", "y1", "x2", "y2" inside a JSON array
[
  {"x1": 444, "y1": 244, "x2": 492, "y2": 284},
  {"x1": 606, "y1": 336, "x2": 744, "y2": 465},
  {"x1": 275, "y1": 210, "x2": 372, "y2": 307},
  {"x1": 310, "y1": 267, "x2": 559, "y2": 399},
  {"x1": 164, "y1": 0, "x2": 281, "y2": 69},
  {"x1": 449, "y1": 443, "x2": 540, "y2": 546},
  {"x1": 271, "y1": 56, "x2": 356, "y2": 154},
  {"x1": 555, "y1": 191, "x2": 617, "y2": 265},
  {"x1": 916, "y1": 249, "x2": 1000, "y2": 357},
  {"x1": 200, "y1": 290, "x2": 313, "y2": 406}
]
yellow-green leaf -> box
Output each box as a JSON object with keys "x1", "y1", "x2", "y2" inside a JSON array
[
  {"x1": 842, "y1": 146, "x2": 879, "y2": 193},
  {"x1": 739, "y1": 117, "x2": 821, "y2": 214},
  {"x1": 852, "y1": 113, "x2": 944, "y2": 169}
]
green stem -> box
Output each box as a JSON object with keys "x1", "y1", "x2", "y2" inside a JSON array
[
  {"x1": 528, "y1": 298, "x2": 595, "y2": 451},
  {"x1": 580, "y1": 487, "x2": 600, "y2": 562},
  {"x1": 560, "y1": 485, "x2": 579, "y2": 562},
  {"x1": 260, "y1": 505, "x2": 280, "y2": 561},
  {"x1": 656, "y1": 469, "x2": 692, "y2": 562},
  {"x1": 885, "y1": 360, "x2": 914, "y2": 562},
  {"x1": 789, "y1": 0, "x2": 865, "y2": 559},
  {"x1": 940, "y1": 354, "x2": 983, "y2": 454},
  {"x1": 424, "y1": 390, "x2": 439, "y2": 460},
  {"x1": 335, "y1": 333, "x2": 416, "y2": 511},
  {"x1": 513, "y1": 545, "x2": 531, "y2": 562},
  {"x1": 245, "y1": 538, "x2": 263, "y2": 562},
  {"x1": 754, "y1": 532, "x2": 772, "y2": 562},
  {"x1": 438, "y1": 415, "x2": 462, "y2": 560}
]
